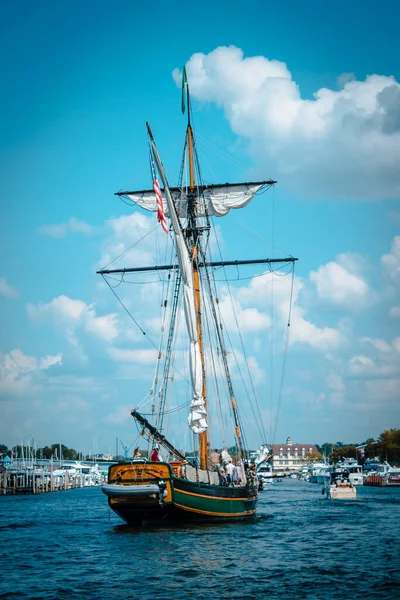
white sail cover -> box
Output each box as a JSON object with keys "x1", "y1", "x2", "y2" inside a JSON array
[
  {"x1": 125, "y1": 183, "x2": 265, "y2": 218},
  {"x1": 150, "y1": 143, "x2": 207, "y2": 435}
]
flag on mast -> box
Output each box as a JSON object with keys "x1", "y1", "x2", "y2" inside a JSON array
[
  {"x1": 181, "y1": 66, "x2": 187, "y2": 114},
  {"x1": 150, "y1": 148, "x2": 168, "y2": 234}
]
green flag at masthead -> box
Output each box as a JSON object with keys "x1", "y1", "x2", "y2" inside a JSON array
[{"x1": 181, "y1": 66, "x2": 187, "y2": 114}]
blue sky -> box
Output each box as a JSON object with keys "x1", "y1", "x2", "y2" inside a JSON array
[{"x1": 1, "y1": 0, "x2": 399, "y2": 454}]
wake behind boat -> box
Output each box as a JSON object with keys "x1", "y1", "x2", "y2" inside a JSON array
[{"x1": 99, "y1": 69, "x2": 297, "y2": 525}]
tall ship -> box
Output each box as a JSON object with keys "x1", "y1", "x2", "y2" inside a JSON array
[{"x1": 100, "y1": 69, "x2": 297, "y2": 525}]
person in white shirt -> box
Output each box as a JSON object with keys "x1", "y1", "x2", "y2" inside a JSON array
[{"x1": 225, "y1": 459, "x2": 235, "y2": 485}]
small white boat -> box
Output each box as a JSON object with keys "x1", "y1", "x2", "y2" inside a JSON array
[
  {"x1": 323, "y1": 470, "x2": 356, "y2": 499},
  {"x1": 329, "y1": 483, "x2": 356, "y2": 499}
]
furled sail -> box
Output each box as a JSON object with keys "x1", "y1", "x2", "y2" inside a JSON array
[
  {"x1": 149, "y1": 137, "x2": 207, "y2": 435},
  {"x1": 118, "y1": 181, "x2": 274, "y2": 218}
]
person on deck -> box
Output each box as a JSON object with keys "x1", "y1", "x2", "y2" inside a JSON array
[
  {"x1": 233, "y1": 462, "x2": 242, "y2": 485},
  {"x1": 209, "y1": 449, "x2": 221, "y2": 471},
  {"x1": 226, "y1": 459, "x2": 235, "y2": 485},
  {"x1": 151, "y1": 446, "x2": 161, "y2": 462},
  {"x1": 218, "y1": 467, "x2": 228, "y2": 485}
]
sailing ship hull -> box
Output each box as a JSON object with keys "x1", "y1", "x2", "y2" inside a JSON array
[{"x1": 102, "y1": 462, "x2": 257, "y2": 525}]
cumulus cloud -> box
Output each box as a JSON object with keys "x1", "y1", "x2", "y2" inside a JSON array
[
  {"x1": 236, "y1": 268, "x2": 344, "y2": 350},
  {"x1": 349, "y1": 336, "x2": 400, "y2": 378},
  {"x1": 27, "y1": 295, "x2": 118, "y2": 343},
  {"x1": 382, "y1": 236, "x2": 400, "y2": 290},
  {"x1": 99, "y1": 213, "x2": 163, "y2": 271},
  {"x1": 107, "y1": 348, "x2": 157, "y2": 365},
  {"x1": 0, "y1": 277, "x2": 18, "y2": 298},
  {"x1": 310, "y1": 261, "x2": 369, "y2": 310},
  {"x1": 105, "y1": 405, "x2": 133, "y2": 424},
  {"x1": 175, "y1": 46, "x2": 400, "y2": 198},
  {"x1": 289, "y1": 305, "x2": 344, "y2": 350},
  {"x1": 0, "y1": 349, "x2": 62, "y2": 398},
  {"x1": 217, "y1": 293, "x2": 270, "y2": 333},
  {"x1": 38, "y1": 217, "x2": 94, "y2": 238}
]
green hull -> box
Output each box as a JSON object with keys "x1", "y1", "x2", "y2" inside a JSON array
[{"x1": 104, "y1": 462, "x2": 258, "y2": 525}]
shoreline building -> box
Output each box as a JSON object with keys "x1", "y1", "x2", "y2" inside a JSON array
[{"x1": 268, "y1": 437, "x2": 319, "y2": 472}]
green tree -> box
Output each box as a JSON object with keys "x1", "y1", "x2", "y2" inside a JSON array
[
  {"x1": 0, "y1": 444, "x2": 9, "y2": 457},
  {"x1": 304, "y1": 451, "x2": 323, "y2": 463},
  {"x1": 329, "y1": 445, "x2": 358, "y2": 463},
  {"x1": 37, "y1": 444, "x2": 78, "y2": 460},
  {"x1": 320, "y1": 443, "x2": 334, "y2": 458},
  {"x1": 365, "y1": 429, "x2": 400, "y2": 464}
]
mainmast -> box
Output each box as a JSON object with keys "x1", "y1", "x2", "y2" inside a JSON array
[{"x1": 184, "y1": 78, "x2": 209, "y2": 471}]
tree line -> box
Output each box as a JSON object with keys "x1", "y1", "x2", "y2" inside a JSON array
[
  {"x1": 316, "y1": 429, "x2": 400, "y2": 464},
  {"x1": 0, "y1": 443, "x2": 79, "y2": 460}
]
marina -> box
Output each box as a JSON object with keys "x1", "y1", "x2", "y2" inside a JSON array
[{"x1": 0, "y1": 460, "x2": 108, "y2": 495}]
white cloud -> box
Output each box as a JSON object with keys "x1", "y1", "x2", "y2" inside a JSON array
[
  {"x1": 348, "y1": 342, "x2": 400, "y2": 377},
  {"x1": 27, "y1": 295, "x2": 118, "y2": 343},
  {"x1": 327, "y1": 371, "x2": 345, "y2": 392},
  {"x1": 38, "y1": 217, "x2": 94, "y2": 238},
  {"x1": 0, "y1": 277, "x2": 18, "y2": 298},
  {"x1": 99, "y1": 213, "x2": 161, "y2": 270},
  {"x1": 107, "y1": 348, "x2": 157, "y2": 365},
  {"x1": 105, "y1": 405, "x2": 133, "y2": 424},
  {"x1": 175, "y1": 46, "x2": 400, "y2": 198},
  {"x1": 290, "y1": 305, "x2": 344, "y2": 350},
  {"x1": 382, "y1": 236, "x2": 400, "y2": 290},
  {"x1": 361, "y1": 337, "x2": 392, "y2": 353},
  {"x1": 0, "y1": 349, "x2": 62, "y2": 398},
  {"x1": 392, "y1": 337, "x2": 400, "y2": 354},
  {"x1": 309, "y1": 259, "x2": 370, "y2": 310},
  {"x1": 218, "y1": 294, "x2": 270, "y2": 333}
]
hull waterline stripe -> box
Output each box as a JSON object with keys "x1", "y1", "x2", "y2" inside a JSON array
[
  {"x1": 175, "y1": 487, "x2": 252, "y2": 501},
  {"x1": 174, "y1": 503, "x2": 256, "y2": 517}
]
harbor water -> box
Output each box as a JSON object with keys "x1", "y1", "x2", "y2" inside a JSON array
[{"x1": 0, "y1": 479, "x2": 399, "y2": 599}]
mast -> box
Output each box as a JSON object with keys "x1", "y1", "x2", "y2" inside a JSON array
[
  {"x1": 184, "y1": 79, "x2": 209, "y2": 471},
  {"x1": 99, "y1": 71, "x2": 299, "y2": 476}
]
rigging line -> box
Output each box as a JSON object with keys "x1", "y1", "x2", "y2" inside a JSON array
[
  {"x1": 200, "y1": 271, "x2": 227, "y2": 446},
  {"x1": 230, "y1": 212, "x2": 294, "y2": 259},
  {"x1": 272, "y1": 264, "x2": 295, "y2": 445},
  {"x1": 102, "y1": 275, "x2": 174, "y2": 285},
  {"x1": 100, "y1": 222, "x2": 160, "y2": 271},
  {"x1": 196, "y1": 133, "x2": 252, "y2": 171},
  {"x1": 102, "y1": 274, "x2": 156, "y2": 345},
  {"x1": 204, "y1": 262, "x2": 262, "y2": 450},
  {"x1": 216, "y1": 287, "x2": 267, "y2": 445},
  {"x1": 198, "y1": 255, "x2": 245, "y2": 454},
  {"x1": 140, "y1": 399, "x2": 192, "y2": 417},
  {"x1": 209, "y1": 236, "x2": 268, "y2": 444}
]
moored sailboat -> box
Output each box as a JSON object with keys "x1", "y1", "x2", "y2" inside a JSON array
[{"x1": 99, "y1": 70, "x2": 297, "y2": 525}]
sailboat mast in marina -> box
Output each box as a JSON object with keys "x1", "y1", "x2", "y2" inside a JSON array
[{"x1": 99, "y1": 70, "x2": 298, "y2": 525}]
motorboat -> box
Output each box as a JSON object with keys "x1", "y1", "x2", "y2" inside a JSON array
[
  {"x1": 336, "y1": 458, "x2": 364, "y2": 486},
  {"x1": 323, "y1": 468, "x2": 356, "y2": 499},
  {"x1": 256, "y1": 464, "x2": 274, "y2": 486}
]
